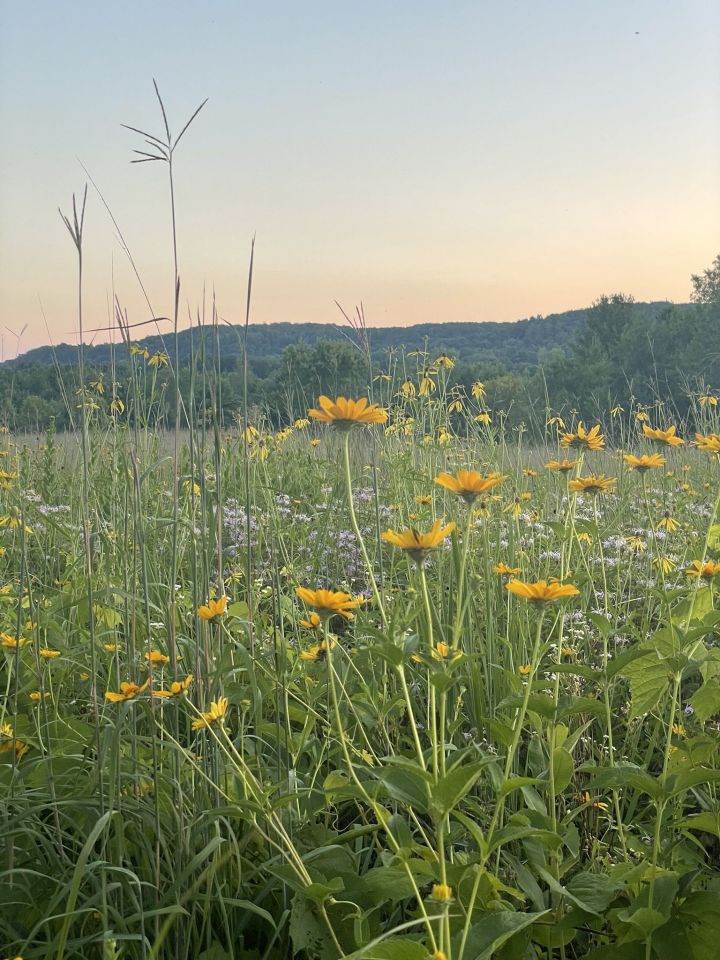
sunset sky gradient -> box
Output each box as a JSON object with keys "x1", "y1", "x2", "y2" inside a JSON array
[{"x1": 0, "y1": 0, "x2": 718, "y2": 355}]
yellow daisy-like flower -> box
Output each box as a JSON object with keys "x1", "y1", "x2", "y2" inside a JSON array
[
  {"x1": 105, "y1": 643, "x2": 119, "y2": 653},
  {"x1": 506, "y1": 579, "x2": 580, "y2": 603},
  {"x1": 494, "y1": 563, "x2": 522, "y2": 575},
  {"x1": 191, "y1": 696, "x2": 229, "y2": 731},
  {"x1": 568, "y1": 474, "x2": 617, "y2": 495},
  {"x1": 545, "y1": 458, "x2": 581, "y2": 473},
  {"x1": 299, "y1": 637, "x2": 337, "y2": 662},
  {"x1": 431, "y1": 641, "x2": 463, "y2": 662},
  {"x1": 153, "y1": 674, "x2": 193, "y2": 699},
  {"x1": 1, "y1": 633, "x2": 30, "y2": 649},
  {"x1": 29, "y1": 690, "x2": 48, "y2": 701},
  {"x1": 686, "y1": 560, "x2": 720, "y2": 580},
  {"x1": 654, "y1": 556, "x2": 674, "y2": 574},
  {"x1": 692, "y1": 433, "x2": 720, "y2": 454},
  {"x1": 296, "y1": 587, "x2": 364, "y2": 621},
  {"x1": 145, "y1": 650, "x2": 170, "y2": 666},
  {"x1": 474, "y1": 412, "x2": 492, "y2": 424},
  {"x1": 623, "y1": 453, "x2": 666, "y2": 472},
  {"x1": 39, "y1": 648, "x2": 61, "y2": 660},
  {"x1": 0, "y1": 721, "x2": 29, "y2": 759},
  {"x1": 560, "y1": 422, "x2": 605, "y2": 451},
  {"x1": 626, "y1": 535, "x2": 647, "y2": 553},
  {"x1": 430, "y1": 883, "x2": 453, "y2": 902},
  {"x1": 148, "y1": 351, "x2": 169, "y2": 367},
  {"x1": 308, "y1": 395, "x2": 388, "y2": 427},
  {"x1": 698, "y1": 393, "x2": 718, "y2": 407},
  {"x1": 299, "y1": 610, "x2": 322, "y2": 630},
  {"x1": 642, "y1": 424, "x2": 684, "y2": 447},
  {"x1": 197, "y1": 596, "x2": 228, "y2": 621},
  {"x1": 419, "y1": 377, "x2": 436, "y2": 397},
  {"x1": 518, "y1": 663, "x2": 533, "y2": 676},
  {"x1": 105, "y1": 679, "x2": 150, "y2": 703},
  {"x1": 658, "y1": 512, "x2": 679, "y2": 532},
  {"x1": 471, "y1": 381, "x2": 486, "y2": 400},
  {"x1": 381, "y1": 519, "x2": 456, "y2": 562},
  {"x1": 433, "y1": 470, "x2": 506, "y2": 503},
  {"x1": 434, "y1": 355, "x2": 455, "y2": 369}
]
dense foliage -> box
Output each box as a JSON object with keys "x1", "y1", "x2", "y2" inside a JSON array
[
  {"x1": 1, "y1": 288, "x2": 717, "y2": 435},
  {"x1": 1, "y1": 365, "x2": 720, "y2": 959}
]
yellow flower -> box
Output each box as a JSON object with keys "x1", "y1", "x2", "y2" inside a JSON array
[
  {"x1": 381, "y1": 519, "x2": 456, "y2": 562},
  {"x1": 698, "y1": 393, "x2": 718, "y2": 407},
  {"x1": 506, "y1": 579, "x2": 580, "y2": 603},
  {"x1": 29, "y1": 690, "x2": 48, "y2": 701},
  {"x1": 474, "y1": 412, "x2": 492, "y2": 424},
  {"x1": 672, "y1": 723, "x2": 685, "y2": 737},
  {"x1": 635, "y1": 410, "x2": 650, "y2": 422},
  {"x1": 626, "y1": 535, "x2": 646, "y2": 553},
  {"x1": 561, "y1": 646, "x2": 577, "y2": 656},
  {"x1": 430, "y1": 883, "x2": 453, "y2": 902},
  {"x1": 686, "y1": 560, "x2": 720, "y2": 580},
  {"x1": 623, "y1": 453, "x2": 666, "y2": 472},
  {"x1": 153, "y1": 674, "x2": 193, "y2": 699},
  {"x1": 310, "y1": 438, "x2": 321, "y2": 447},
  {"x1": 294, "y1": 418, "x2": 310, "y2": 429},
  {"x1": 130, "y1": 343, "x2": 150, "y2": 359},
  {"x1": 145, "y1": 650, "x2": 170, "y2": 666},
  {"x1": 642, "y1": 424, "x2": 684, "y2": 446},
  {"x1": 399, "y1": 381, "x2": 416, "y2": 399},
  {"x1": 434, "y1": 355, "x2": 455, "y2": 369},
  {"x1": 415, "y1": 494, "x2": 433, "y2": 505},
  {"x1": 431, "y1": 642, "x2": 463, "y2": 662},
  {"x1": 654, "y1": 556, "x2": 674, "y2": 574},
  {"x1": 105, "y1": 679, "x2": 150, "y2": 703},
  {"x1": 692, "y1": 433, "x2": 720, "y2": 453},
  {"x1": 0, "y1": 721, "x2": 29, "y2": 759},
  {"x1": 471, "y1": 381, "x2": 486, "y2": 400},
  {"x1": 545, "y1": 458, "x2": 581, "y2": 472},
  {"x1": 104, "y1": 643, "x2": 119, "y2": 653},
  {"x1": 299, "y1": 611, "x2": 322, "y2": 630},
  {"x1": 1, "y1": 633, "x2": 30, "y2": 649},
  {"x1": 658, "y1": 512, "x2": 679, "y2": 532},
  {"x1": 576, "y1": 791, "x2": 609, "y2": 811},
  {"x1": 568, "y1": 474, "x2": 617, "y2": 495},
  {"x1": 433, "y1": 470, "x2": 506, "y2": 503},
  {"x1": 110, "y1": 397, "x2": 125, "y2": 414},
  {"x1": 296, "y1": 587, "x2": 364, "y2": 621},
  {"x1": 560, "y1": 422, "x2": 605, "y2": 451},
  {"x1": 39, "y1": 648, "x2": 61, "y2": 660},
  {"x1": 191, "y1": 696, "x2": 229, "y2": 730},
  {"x1": 148, "y1": 351, "x2": 169, "y2": 367},
  {"x1": 494, "y1": 563, "x2": 522, "y2": 575},
  {"x1": 197, "y1": 596, "x2": 228, "y2": 621},
  {"x1": 419, "y1": 377, "x2": 436, "y2": 397},
  {"x1": 523, "y1": 468, "x2": 538, "y2": 478},
  {"x1": 448, "y1": 398, "x2": 463, "y2": 414},
  {"x1": 518, "y1": 663, "x2": 533, "y2": 676},
  {"x1": 308, "y1": 395, "x2": 387, "y2": 427},
  {"x1": 183, "y1": 479, "x2": 201, "y2": 496},
  {"x1": 546, "y1": 416, "x2": 566, "y2": 429},
  {"x1": 300, "y1": 637, "x2": 337, "y2": 662}
]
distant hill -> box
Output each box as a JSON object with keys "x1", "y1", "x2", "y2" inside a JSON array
[{"x1": 2, "y1": 302, "x2": 681, "y2": 372}]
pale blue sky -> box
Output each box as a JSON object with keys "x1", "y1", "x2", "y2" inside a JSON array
[{"x1": 1, "y1": 0, "x2": 718, "y2": 352}]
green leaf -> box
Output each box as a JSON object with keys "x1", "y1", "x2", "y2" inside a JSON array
[
  {"x1": 581, "y1": 763, "x2": 662, "y2": 802},
  {"x1": 623, "y1": 653, "x2": 673, "y2": 719},
  {"x1": 565, "y1": 871, "x2": 625, "y2": 915},
  {"x1": 678, "y1": 811, "x2": 720, "y2": 838},
  {"x1": 361, "y1": 939, "x2": 428, "y2": 960},
  {"x1": 550, "y1": 747, "x2": 574, "y2": 795},
  {"x1": 677, "y1": 891, "x2": 720, "y2": 960},
  {"x1": 690, "y1": 678, "x2": 720, "y2": 722},
  {"x1": 454, "y1": 909, "x2": 549, "y2": 959},
  {"x1": 378, "y1": 766, "x2": 431, "y2": 812},
  {"x1": 430, "y1": 760, "x2": 487, "y2": 818}
]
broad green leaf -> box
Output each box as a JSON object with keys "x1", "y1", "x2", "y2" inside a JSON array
[
  {"x1": 678, "y1": 811, "x2": 720, "y2": 838},
  {"x1": 550, "y1": 747, "x2": 574, "y2": 795},
  {"x1": 690, "y1": 678, "x2": 720, "y2": 722},
  {"x1": 430, "y1": 760, "x2": 487, "y2": 818},
  {"x1": 622, "y1": 653, "x2": 673, "y2": 719},
  {"x1": 361, "y1": 939, "x2": 428, "y2": 960},
  {"x1": 454, "y1": 909, "x2": 549, "y2": 959}
]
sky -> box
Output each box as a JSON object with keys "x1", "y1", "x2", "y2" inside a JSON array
[{"x1": 0, "y1": 0, "x2": 718, "y2": 355}]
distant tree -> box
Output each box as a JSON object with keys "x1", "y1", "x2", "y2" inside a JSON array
[{"x1": 691, "y1": 254, "x2": 720, "y2": 304}]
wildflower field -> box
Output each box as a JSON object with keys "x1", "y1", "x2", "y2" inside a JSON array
[{"x1": 2, "y1": 358, "x2": 720, "y2": 960}]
